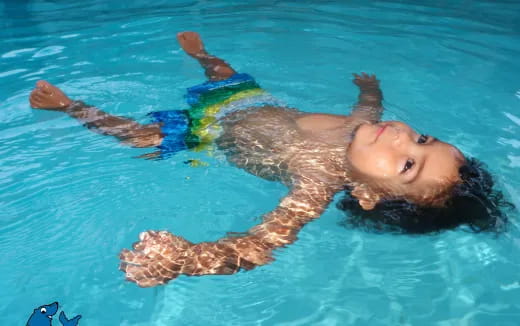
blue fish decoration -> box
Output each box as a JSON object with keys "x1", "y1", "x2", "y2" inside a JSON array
[{"x1": 26, "y1": 302, "x2": 81, "y2": 326}]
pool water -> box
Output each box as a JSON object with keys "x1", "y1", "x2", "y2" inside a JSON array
[{"x1": 1, "y1": 0, "x2": 519, "y2": 325}]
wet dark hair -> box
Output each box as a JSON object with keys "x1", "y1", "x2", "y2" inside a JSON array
[{"x1": 338, "y1": 158, "x2": 513, "y2": 234}]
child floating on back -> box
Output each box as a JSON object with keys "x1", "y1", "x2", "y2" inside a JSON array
[{"x1": 29, "y1": 32, "x2": 508, "y2": 287}]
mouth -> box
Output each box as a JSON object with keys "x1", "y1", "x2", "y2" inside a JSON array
[{"x1": 374, "y1": 124, "x2": 387, "y2": 142}]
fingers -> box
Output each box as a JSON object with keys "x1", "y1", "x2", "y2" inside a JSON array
[
  {"x1": 120, "y1": 249, "x2": 170, "y2": 287},
  {"x1": 353, "y1": 72, "x2": 377, "y2": 80},
  {"x1": 119, "y1": 230, "x2": 190, "y2": 287},
  {"x1": 352, "y1": 72, "x2": 379, "y2": 87}
]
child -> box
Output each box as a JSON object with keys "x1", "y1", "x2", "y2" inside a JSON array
[{"x1": 29, "y1": 32, "x2": 507, "y2": 287}]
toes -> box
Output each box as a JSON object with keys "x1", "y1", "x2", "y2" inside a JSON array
[
  {"x1": 29, "y1": 89, "x2": 39, "y2": 101},
  {"x1": 31, "y1": 89, "x2": 42, "y2": 98},
  {"x1": 177, "y1": 31, "x2": 198, "y2": 42},
  {"x1": 176, "y1": 32, "x2": 186, "y2": 42},
  {"x1": 29, "y1": 92, "x2": 42, "y2": 107},
  {"x1": 187, "y1": 32, "x2": 200, "y2": 41},
  {"x1": 36, "y1": 80, "x2": 48, "y2": 88},
  {"x1": 176, "y1": 31, "x2": 204, "y2": 55},
  {"x1": 180, "y1": 31, "x2": 199, "y2": 40},
  {"x1": 29, "y1": 97, "x2": 40, "y2": 108},
  {"x1": 36, "y1": 80, "x2": 53, "y2": 94},
  {"x1": 29, "y1": 88, "x2": 48, "y2": 108},
  {"x1": 31, "y1": 91, "x2": 43, "y2": 102}
]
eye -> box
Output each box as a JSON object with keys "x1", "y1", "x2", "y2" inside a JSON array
[
  {"x1": 40, "y1": 308, "x2": 47, "y2": 314},
  {"x1": 401, "y1": 159, "x2": 415, "y2": 173},
  {"x1": 417, "y1": 134, "x2": 428, "y2": 144}
]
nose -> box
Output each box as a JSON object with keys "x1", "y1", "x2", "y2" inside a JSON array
[
  {"x1": 388, "y1": 124, "x2": 403, "y2": 143},
  {"x1": 389, "y1": 124, "x2": 416, "y2": 148}
]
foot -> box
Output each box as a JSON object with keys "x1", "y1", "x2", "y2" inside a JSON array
[
  {"x1": 177, "y1": 31, "x2": 236, "y2": 81},
  {"x1": 29, "y1": 80, "x2": 73, "y2": 111},
  {"x1": 177, "y1": 31, "x2": 207, "y2": 58}
]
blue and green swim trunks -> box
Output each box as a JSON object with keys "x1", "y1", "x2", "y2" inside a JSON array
[{"x1": 148, "y1": 73, "x2": 282, "y2": 157}]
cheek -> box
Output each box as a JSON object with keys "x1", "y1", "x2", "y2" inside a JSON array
[
  {"x1": 373, "y1": 158, "x2": 394, "y2": 176},
  {"x1": 348, "y1": 144, "x2": 395, "y2": 177},
  {"x1": 347, "y1": 141, "x2": 369, "y2": 167}
]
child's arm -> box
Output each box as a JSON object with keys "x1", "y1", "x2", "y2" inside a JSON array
[
  {"x1": 351, "y1": 73, "x2": 383, "y2": 122},
  {"x1": 119, "y1": 180, "x2": 336, "y2": 287}
]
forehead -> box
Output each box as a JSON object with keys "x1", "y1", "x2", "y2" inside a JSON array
[{"x1": 419, "y1": 140, "x2": 463, "y2": 183}]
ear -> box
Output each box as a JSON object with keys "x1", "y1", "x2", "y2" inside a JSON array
[{"x1": 351, "y1": 184, "x2": 381, "y2": 210}]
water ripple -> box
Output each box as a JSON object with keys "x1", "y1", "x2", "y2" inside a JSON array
[{"x1": 1, "y1": 1, "x2": 519, "y2": 325}]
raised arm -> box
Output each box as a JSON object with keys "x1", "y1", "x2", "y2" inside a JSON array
[
  {"x1": 351, "y1": 73, "x2": 384, "y2": 123},
  {"x1": 119, "y1": 180, "x2": 337, "y2": 287}
]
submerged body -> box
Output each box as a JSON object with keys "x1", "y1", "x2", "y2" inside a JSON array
[
  {"x1": 219, "y1": 106, "x2": 354, "y2": 185},
  {"x1": 29, "y1": 31, "x2": 467, "y2": 287}
]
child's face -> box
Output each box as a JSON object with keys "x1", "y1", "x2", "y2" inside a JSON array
[{"x1": 347, "y1": 121, "x2": 465, "y2": 201}]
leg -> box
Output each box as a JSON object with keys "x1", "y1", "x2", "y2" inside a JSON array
[
  {"x1": 177, "y1": 31, "x2": 236, "y2": 81},
  {"x1": 29, "y1": 81, "x2": 163, "y2": 148}
]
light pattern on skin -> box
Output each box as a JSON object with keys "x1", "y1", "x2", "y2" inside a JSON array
[
  {"x1": 34, "y1": 74, "x2": 388, "y2": 287},
  {"x1": 120, "y1": 104, "x2": 366, "y2": 287},
  {"x1": 66, "y1": 101, "x2": 163, "y2": 148},
  {"x1": 31, "y1": 48, "x2": 463, "y2": 285},
  {"x1": 119, "y1": 183, "x2": 338, "y2": 287},
  {"x1": 116, "y1": 72, "x2": 383, "y2": 287}
]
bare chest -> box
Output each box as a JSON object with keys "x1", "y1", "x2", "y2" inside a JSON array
[{"x1": 216, "y1": 107, "x2": 349, "y2": 185}]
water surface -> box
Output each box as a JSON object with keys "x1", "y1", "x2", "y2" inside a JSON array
[{"x1": 1, "y1": 1, "x2": 519, "y2": 325}]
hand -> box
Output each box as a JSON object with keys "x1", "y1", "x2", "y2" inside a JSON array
[
  {"x1": 119, "y1": 230, "x2": 193, "y2": 287},
  {"x1": 353, "y1": 72, "x2": 380, "y2": 90}
]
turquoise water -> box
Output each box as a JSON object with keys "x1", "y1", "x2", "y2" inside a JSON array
[{"x1": 1, "y1": 0, "x2": 520, "y2": 324}]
